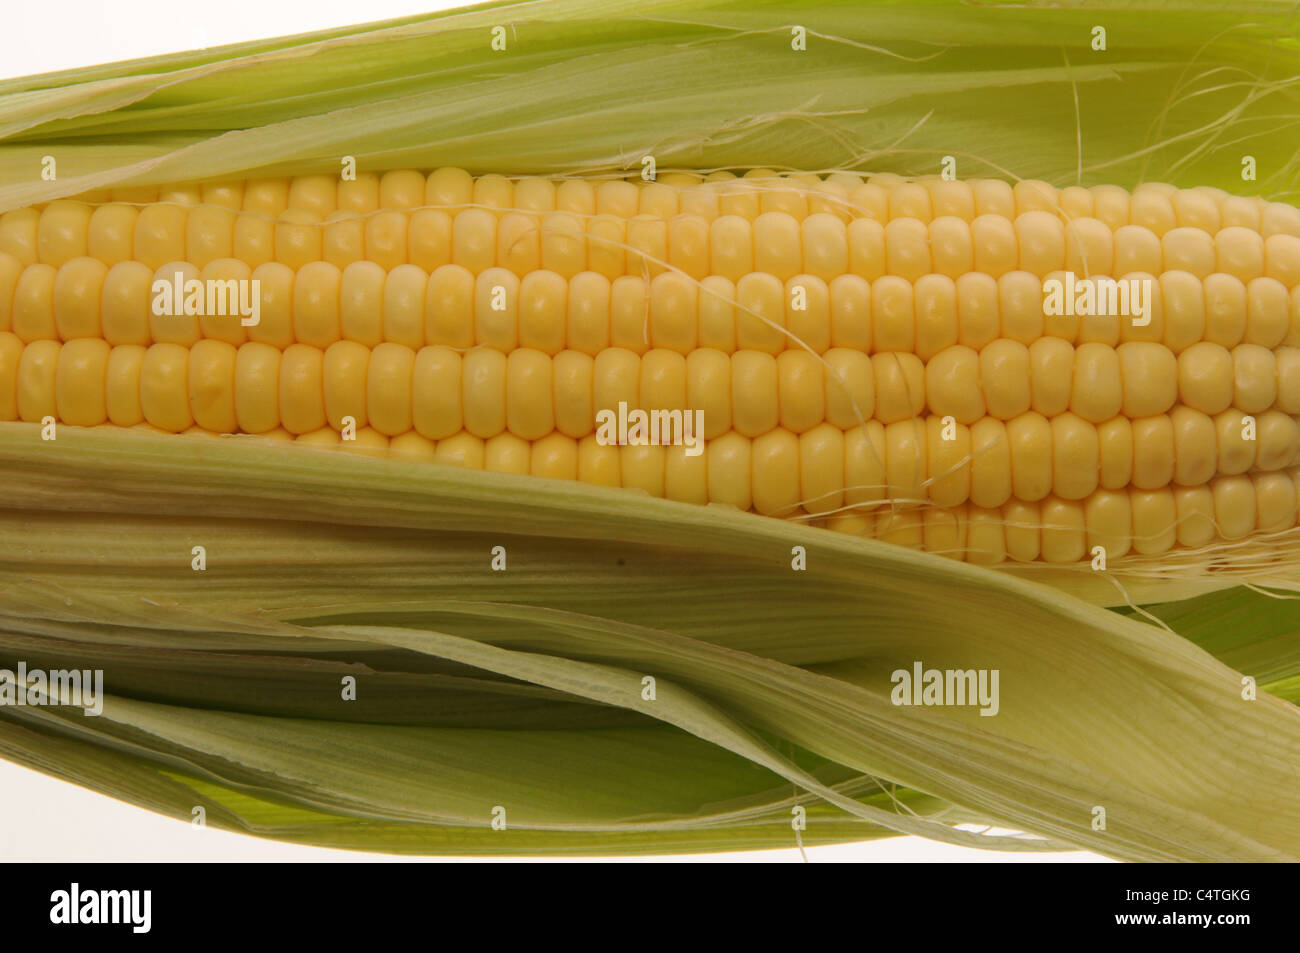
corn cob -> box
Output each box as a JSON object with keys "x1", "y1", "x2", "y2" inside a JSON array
[{"x1": 2, "y1": 168, "x2": 1299, "y2": 565}]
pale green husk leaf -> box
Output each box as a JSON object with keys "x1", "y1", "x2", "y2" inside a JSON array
[{"x1": 1, "y1": 426, "x2": 1298, "y2": 859}]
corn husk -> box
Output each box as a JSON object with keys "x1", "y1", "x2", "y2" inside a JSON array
[
  {"x1": 4, "y1": 0, "x2": 1300, "y2": 208},
  {"x1": 1, "y1": 0, "x2": 1299, "y2": 859},
  {"x1": 1, "y1": 426, "x2": 1298, "y2": 859}
]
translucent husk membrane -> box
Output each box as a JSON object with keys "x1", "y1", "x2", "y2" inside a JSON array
[{"x1": 1, "y1": 0, "x2": 1299, "y2": 859}]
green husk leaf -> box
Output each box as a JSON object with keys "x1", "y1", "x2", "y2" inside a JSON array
[
  {"x1": 0, "y1": 627, "x2": 640, "y2": 729},
  {"x1": 0, "y1": 713, "x2": 941, "y2": 855},
  {"x1": 1114, "y1": 586, "x2": 1300, "y2": 699},
  {"x1": 3, "y1": 0, "x2": 1300, "y2": 210},
  {"x1": 1, "y1": 426, "x2": 1298, "y2": 859}
]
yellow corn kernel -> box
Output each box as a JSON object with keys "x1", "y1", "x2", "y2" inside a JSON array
[
  {"x1": 148, "y1": 262, "x2": 201, "y2": 346},
  {"x1": 12, "y1": 264, "x2": 58, "y2": 342},
  {"x1": 668, "y1": 215, "x2": 711, "y2": 280},
  {"x1": 54, "y1": 338, "x2": 109, "y2": 426},
  {"x1": 620, "y1": 444, "x2": 664, "y2": 495},
  {"x1": 578, "y1": 433, "x2": 620, "y2": 487},
  {"x1": 38, "y1": 201, "x2": 93, "y2": 267},
  {"x1": 52, "y1": 257, "x2": 108, "y2": 340},
  {"x1": 485, "y1": 432, "x2": 530, "y2": 473},
  {"x1": 139, "y1": 342, "x2": 192, "y2": 431},
  {"x1": 506, "y1": 348, "x2": 554, "y2": 441},
  {"x1": 553, "y1": 349, "x2": 595, "y2": 439},
  {"x1": 338, "y1": 174, "x2": 379, "y2": 213},
  {"x1": 196, "y1": 259, "x2": 252, "y2": 347},
  {"x1": 870, "y1": 352, "x2": 924, "y2": 424},
  {"x1": 541, "y1": 212, "x2": 586, "y2": 278},
  {"x1": 410, "y1": 210, "x2": 453, "y2": 273},
  {"x1": 731, "y1": 350, "x2": 778, "y2": 438},
  {"x1": 323, "y1": 340, "x2": 370, "y2": 431},
  {"x1": 105, "y1": 344, "x2": 145, "y2": 426},
  {"x1": 1051, "y1": 413, "x2": 1100, "y2": 500},
  {"x1": 408, "y1": 345, "x2": 462, "y2": 442},
  {"x1": 197, "y1": 182, "x2": 244, "y2": 210},
  {"x1": 134, "y1": 203, "x2": 189, "y2": 271},
  {"x1": 17, "y1": 339, "x2": 61, "y2": 422},
  {"x1": 823, "y1": 348, "x2": 873, "y2": 430},
  {"x1": 0, "y1": 208, "x2": 40, "y2": 265},
  {"x1": 381, "y1": 264, "x2": 427, "y2": 349},
  {"x1": 322, "y1": 212, "x2": 366, "y2": 270},
  {"x1": 532, "y1": 433, "x2": 578, "y2": 480},
  {"x1": 234, "y1": 342, "x2": 281, "y2": 434},
  {"x1": 291, "y1": 261, "x2": 341, "y2": 349},
  {"x1": 454, "y1": 208, "x2": 497, "y2": 274},
  {"x1": 752, "y1": 427, "x2": 801, "y2": 516},
  {"x1": 278, "y1": 343, "x2": 326, "y2": 435},
  {"x1": 0, "y1": 332, "x2": 23, "y2": 419},
  {"x1": 969, "y1": 417, "x2": 1011, "y2": 508},
  {"x1": 390, "y1": 430, "x2": 439, "y2": 461},
  {"x1": 642, "y1": 273, "x2": 698, "y2": 356},
  {"x1": 566, "y1": 271, "x2": 611, "y2": 355},
  {"x1": 188, "y1": 339, "x2": 238, "y2": 433},
  {"x1": 925, "y1": 345, "x2": 983, "y2": 424},
  {"x1": 884, "y1": 218, "x2": 930, "y2": 281},
  {"x1": 366, "y1": 342, "x2": 415, "y2": 437},
  {"x1": 926, "y1": 416, "x2": 970, "y2": 507},
  {"x1": 517, "y1": 270, "x2": 567, "y2": 355}
]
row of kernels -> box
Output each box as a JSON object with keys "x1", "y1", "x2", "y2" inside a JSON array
[
  {"x1": 720, "y1": 269, "x2": 1300, "y2": 357},
  {"x1": 825, "y1": 468, "x2": 1300, "y2": 562},
  {"x1": 85, "y1": 170, "x2": 917, "y2": 224},
  {"x1": 8, "y1": 251, "x2": 1295, "y2": 362},
  {"x1": 43, "y1": 171, "x2": 1300, "y2": 243},
  {"x1": 724, "y1": 268, "x2": 1300, "y2": 356},
  {"x1": 6, "y1": 259, "x2": 1299, "y2": 428},
  {"x1": 875, "y1": 214, "x2": 1300, "y2": 285},
  {"x1": 0, "y1": 257, "x2": 611, "y2": 354},
  {"x1": 312, "y1": 173, "x2": 1299, "y2": 239},
  {"x1": 799, "y1": 269, "x2": 1299, "y2": 355},
  {"x1": 294, "y1": 423, "x2": 848, "y2": 519},
  {"x1": 0, "y1": 201, "x2": 542, "y2": 274},
  {"x1": 944, "y1": 408, "x2": 1298, "y2": 509},
  {"x1": 283, "y1": 172, "x2": 1300, "y2": 240},
  {"x1": 842, "y1": 178, "x2": 1229, "y2": 232},
  {"x1": 0, "y1": 335, "x2": 864, "y2": 443},
  {"x1": 283, "y1": 425, "x2": 802, "y2": 515},
  {"x1": 928, "y1": 338, "x2": 1297, "y2": 424},
  {"x1": 813, "y1": 408, "x2": 1295, "y2": 514},
  {"x1": 820, "y1": 178, "x2": 1297, "y2": 240},
  {"x1": 14, "y1": 193, "x2": 1298, "y2": 288},
  {"x1": 8, "y1": 329, "x2": 1294, "y2": 502}
]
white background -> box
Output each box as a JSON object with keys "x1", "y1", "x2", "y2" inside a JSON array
[{"x1": 0, "y1": 0, "x2": 1107, "y2": 863}]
